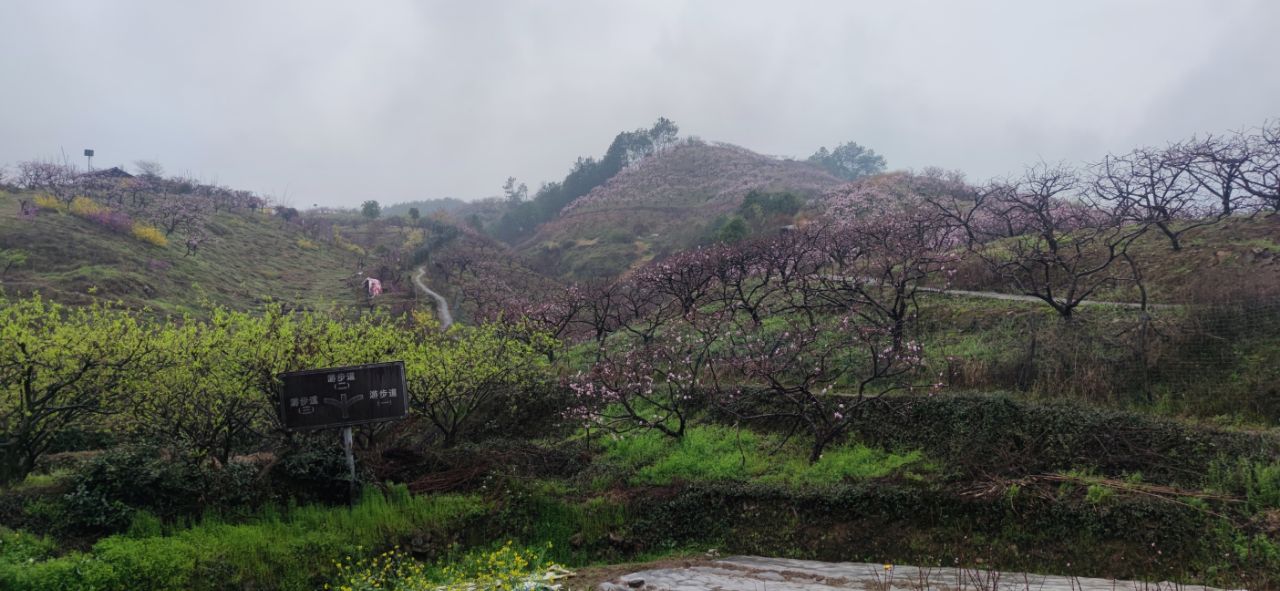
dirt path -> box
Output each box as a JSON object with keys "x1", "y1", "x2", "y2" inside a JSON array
[{"x1": 413, "y1": 266, "x2": 453, "y2": 328}]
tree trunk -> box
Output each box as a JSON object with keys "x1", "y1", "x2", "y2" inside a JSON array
[{"x1": 0, "y1": 446, "x2": 34, "y2": 486}]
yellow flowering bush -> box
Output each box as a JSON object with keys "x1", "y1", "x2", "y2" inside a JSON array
[
  {"x1": 32, "y1": 194, "x2": 64, "y2": 212},
  {"x1": 297, "y1": 237, "x2": 319, "y2": 250},
  {"x1": 131, "y1": 222, "x2": 169, "y2": 247},
  {"x1": 69, "y1": 196, "x2": 105, "y2": 217},
  {"x1": 333, "y1": 227, "x2": 367, "y2": 257},
  {"x1": 404, "y1": 228, "x2": 425, "y2": 249},
  {"x1": 326, "y1": 542, "x2": 566, "y2": 591}
]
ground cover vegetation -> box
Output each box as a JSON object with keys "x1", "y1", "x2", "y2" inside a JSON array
[
  {"x1": 2, "y1": 122, "x2": 1280, "y2": 589},
  {"x1": 0, "y1": 156, "x2": 509, "y2": 321}
]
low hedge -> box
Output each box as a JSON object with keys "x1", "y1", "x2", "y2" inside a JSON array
[{"x1": 844, "y1": 394, "x2": 1280, "y2": 486}]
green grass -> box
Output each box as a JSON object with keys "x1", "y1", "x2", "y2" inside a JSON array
[
  {"x1": 599, "y1": 424, "x2": 929, "y2": 488},
  {"x1": 1, "y1": 470, "x2": 71, "y2": 495},
  {"x1": 0, "y1": 190, "x2": 360, "y2": 316},
  {"x1": 0, "y1": 486, "x2": 487, "y2": 591}
]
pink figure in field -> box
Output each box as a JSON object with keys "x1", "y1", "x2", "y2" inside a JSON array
[{"x1": 363, "y1": 277, "x2": 383, "y2": 297}]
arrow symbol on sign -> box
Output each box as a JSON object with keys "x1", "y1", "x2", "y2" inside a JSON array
[{"x1": 322, "y1": 392, "x2": 365, "y2": 419}]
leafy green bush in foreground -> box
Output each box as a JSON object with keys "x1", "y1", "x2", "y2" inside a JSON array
[{"x1": 0, "y1": 486, "x2": 486, "y2": 591}]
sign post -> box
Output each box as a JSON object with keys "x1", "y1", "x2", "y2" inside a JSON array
[
  {"x1": 341, "y1": 426, "x2": 356, "y2": 506},
  {"x1": 278, "y1": 361, "x2": 408, "y2": 506}
]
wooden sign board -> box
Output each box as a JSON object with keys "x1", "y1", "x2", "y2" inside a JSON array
[{"x1": 278, "y1": 361, "x2": 408, "y2": 431}]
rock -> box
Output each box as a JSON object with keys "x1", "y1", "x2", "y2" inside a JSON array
[
  {"x1": 596, "y1": 583, "x2": 629, "y2": 591},
  {"x1": 626, "y1": 578, "x2": 646, "y2": 588}
]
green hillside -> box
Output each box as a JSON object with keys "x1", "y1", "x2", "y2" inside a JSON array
[
  {"x1": 523, "y1": 141, "x2": 843, "y2": 279},
  {"x1": 0, "y1": 190, "x2": 362, "y2": 316}
]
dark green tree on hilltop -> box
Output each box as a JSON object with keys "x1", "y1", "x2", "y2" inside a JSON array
[
  {"x1": 361, "y1": 200, "x2": 381, "y2": 219},
  {"x1": 809, "y1": 141, "x2": 887, "y2": 181}
]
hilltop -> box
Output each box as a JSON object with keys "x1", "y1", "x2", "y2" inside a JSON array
[{"x1": 522, "y1": 141, "x2": 843, "y2": 279}]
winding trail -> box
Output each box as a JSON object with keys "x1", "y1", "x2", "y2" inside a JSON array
[{"x1": 413, "y1": 267, "x2": 453, "y2": 329}]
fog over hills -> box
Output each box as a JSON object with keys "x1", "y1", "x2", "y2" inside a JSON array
[{"x1": 3, "y1": 1, "x2": 1279, "y2": 207}]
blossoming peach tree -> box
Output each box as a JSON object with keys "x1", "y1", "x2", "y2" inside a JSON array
[
  {"x1": 716, "y1": 313, "x2": 924, "y2": 463},
  {"x1": 568, "y1": 311, "x2": 725, "y2": 438}
]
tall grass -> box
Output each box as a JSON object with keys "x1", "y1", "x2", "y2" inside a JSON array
[
  {"x1": 0, "y1": 485, "x2": 487, "y2": 591},
  {"x1": 600, "y1": 424, "x2": 929, "y2": 488}
]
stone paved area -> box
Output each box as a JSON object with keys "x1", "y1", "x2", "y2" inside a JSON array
[{"x1": 594, "y1": 556, "x2": 1238, "y2": 591}]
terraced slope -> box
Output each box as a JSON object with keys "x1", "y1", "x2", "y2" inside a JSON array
[{"x1": 0, "y1": 190, "x2": 360, "y2": 316}]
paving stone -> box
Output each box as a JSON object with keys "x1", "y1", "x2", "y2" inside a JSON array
[{"x1": 596, "y1": 556, "x2": 1239, "y2": 591}]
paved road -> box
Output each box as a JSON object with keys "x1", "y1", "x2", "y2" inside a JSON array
[
  {"x1": 819, "y1": 275, "x2": 1166, "y2": 310},
  {"x1": 596, "y1": 556, "x2": 1232, "y2": 591},
  {"x1": 917, "y1": 286, "x2": 1166, "y2": 309},
  {"x1": 413, "y1": 267, "x2": 453, "y2": 329}
]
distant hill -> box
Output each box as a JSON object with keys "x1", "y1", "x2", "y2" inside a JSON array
[
  {"x1": 523, "y1": 141, "x2": 844, "y2": 279},
  {"x1": 382, "y1": 197, "x2": 470, "y2": 218}
]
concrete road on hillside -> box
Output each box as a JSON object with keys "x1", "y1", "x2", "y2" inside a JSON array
[
  {"x1": 819, "y1": 275, "x2": 1170, "y2": 310},
  {"x1": 413, "y1": 267, "x2": 453, "y2": 329}
]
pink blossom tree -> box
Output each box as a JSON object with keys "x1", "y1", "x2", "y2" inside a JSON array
[
  {"x1": 815, "y1": 172, "x2": 965, "y2": 342},
  {"x1": 568, "y1": 311, "x2": 725, "y2": 438},
  {"x1": 717, "y1": 313, "x2": 923, "y2": 463},
  {"x1": 151, "y1": 195, "x2": 208, "y2": 237},
  {"x1": 707, "y1": 227, "x2": 826, "y2": 326}
]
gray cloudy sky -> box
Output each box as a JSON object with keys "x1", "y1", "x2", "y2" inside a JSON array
[{"x1": 3, "y1": 1, "x2": 1278, "y2": 208}]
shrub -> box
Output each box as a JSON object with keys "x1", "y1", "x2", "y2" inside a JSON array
[
  {"x1": 328, "y1": 542, "x2": 564, "y2": 591},
  {"x1": 601, "y1": 228, "x2": 633, "y2": 244},
  {"x1": 68, "y1": 196, "x2": 104, "y2": 217},
  {"x1": 404, "y1": 228, "x2": 425, "y2": 249},
  {"x1": 51, "y1": 445, "x2": 268, "y2": 535},
  {"x1": 31, "y1": 194, "x2": 63, "y2": 212},
  {"x1": 59, "y1": 196, "x2": 134, "y2": 234},
  {"x1": 84, "y1": 208, "x2": 134, "y2": 233},
  {"x1": 131, "y1": 222, "x2": 168, "y2": 247},
  {"x1": 0, "y1": 529, "x2": 58, "y2": 565},
  {"x1": 840, "y1": 394, "x2": 1280, "y2": 486},
  {"x1": 1207, "y1": 457, "x2": 1280, "y2": 512},
  {"x1": 269, "y1": 446, "x2": 356, "y2": 504},
  {"x1": 296, "y1": 237, "x2": 318, "y2": 250}
]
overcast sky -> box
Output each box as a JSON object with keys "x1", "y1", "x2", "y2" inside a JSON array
[{"x1": 2, "y1": 1, "x2": 1278, "y2": 208}]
